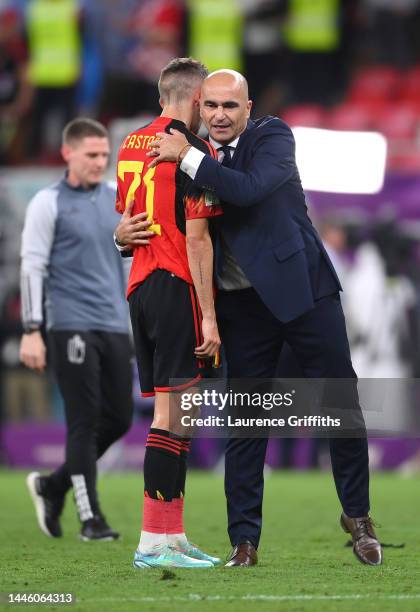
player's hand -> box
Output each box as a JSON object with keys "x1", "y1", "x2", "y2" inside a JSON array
[
  {"x1": 195, "y1": 317, "x2": 221, "y2": 358},
  {"x1": 20, "y1": 331, "x2": 47, "y2": 372},
  {"x1": 115, "y1": 199, "x2": 155, "y2": 247},
  {"x1": 147, "y1": 130, "x2": 190, "y2": 168}
]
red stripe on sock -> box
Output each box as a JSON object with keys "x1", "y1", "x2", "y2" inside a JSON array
[
  {"x1": 166, "y1": 497, "x2": 184, "y2": 534},
  {"x1": 142, "y1": 496, "x2": 168, "y2": 534},
  {"x1": 146, "y1": 442, "x2": 181, "y2": 455},
  {"x1": 147, "y1": 434, "x2": 182, "y2": 450}
]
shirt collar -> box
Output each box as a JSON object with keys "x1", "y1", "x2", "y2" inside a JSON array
[
  {"x1": 209, "y1": 135, "x2": 240, "y2": 151},
  {"x1": 63, "y1": 172, "x2": 100, "y2": 193}
]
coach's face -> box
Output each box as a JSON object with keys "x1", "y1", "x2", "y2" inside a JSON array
[{"x1": 200, "y1": 71, "x2": 252, "y2": 145}]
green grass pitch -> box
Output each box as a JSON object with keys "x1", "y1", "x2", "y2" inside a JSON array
[{"x1": 0, "y1": 469, "x2": 419, "y2": 611}]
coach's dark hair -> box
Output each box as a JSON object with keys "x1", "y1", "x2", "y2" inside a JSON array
[
  {"x1": 158, "y1": 57, "x2": 208, "y2": 104},
  {"x1": 62, "y1": 118, "x2": 108, "y2": 145}
]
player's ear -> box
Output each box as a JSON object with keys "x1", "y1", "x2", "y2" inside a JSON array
[
  {"x1": 246, "y1": 99, "x2": 252, "y2": 119},
  {"x1": 193, "y1": 86, "x2": 201, "y2": 106},
  {"x1": 61, "y1": 143, "x2": 72, "y2": 163}
]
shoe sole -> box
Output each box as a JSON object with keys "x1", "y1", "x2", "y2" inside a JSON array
[
  {"x1": 181, "y1": 554, "x2": 221, "y2": 566},
  {"x1": 79, "y1": 535, "x2": 119, "y2": 542},
  {"x1": 133, "y1": 560, "x2": 152, "y2": 569},
  {"x1": 26, "y1": 472, "x2": 55, "y2": 538},
  {"x1": 133, "y1": 557, "x2": 213, "y2": 569},
  {"x1": 133, "y1": 562, "x2": 212, "y2": 569}
]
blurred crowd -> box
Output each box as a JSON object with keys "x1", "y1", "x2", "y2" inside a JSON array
[
  {"x1": 319, "y1": 217, "x2": 420, "y2": 381},
  {"x1": 1, "y1": 0, "x2": 420, "y2": 165}
]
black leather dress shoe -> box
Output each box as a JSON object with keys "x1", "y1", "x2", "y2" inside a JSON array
[{"x1": 225, "y1": 541, "x2": 258, "y2": 567}]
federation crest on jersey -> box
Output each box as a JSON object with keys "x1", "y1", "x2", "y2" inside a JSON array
[{"x1": 204, "y1": 191, "x2": 220, "y2": 207}]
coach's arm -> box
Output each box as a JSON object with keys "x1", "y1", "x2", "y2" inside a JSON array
[{"x1": 148, "y1": 121, "x2": 297, "y2": 208}]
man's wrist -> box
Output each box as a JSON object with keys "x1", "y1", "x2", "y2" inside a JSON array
[
  {"x1": 177, "y1": 144, "x2": 192, "y2": 166},
  {"x1": 114, "y1": 231, "x2": 125, "y2": 247},
  {"x1": 114, "y1": 231, "x2": 128, "y2": 251},
  {"x1": 180, "y1": 148, "x2": 206, "y2": 179}
]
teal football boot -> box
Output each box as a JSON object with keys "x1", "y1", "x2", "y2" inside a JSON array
[
  {"x1": 172, "y1": 542, "x2": 221, "y2": 565},
  {"x1": 133, "y1": 546, "x2": 213, "y2": 569}
]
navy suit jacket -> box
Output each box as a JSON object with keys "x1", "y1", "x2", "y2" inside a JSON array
[{"x1": 194, "y1": 116, "x2": 342, "y2": 323}]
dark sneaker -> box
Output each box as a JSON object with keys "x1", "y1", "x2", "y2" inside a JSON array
[
  {"x1": 80, "y1": 515, "x2": 120, "y2": 541},
  {"x1": 26, "y1": 472, "x2": 65, "y2": 538}
]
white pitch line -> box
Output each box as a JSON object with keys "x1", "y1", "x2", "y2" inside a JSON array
[{"x1": 79, "y1": 594, "x2": 420, "y2": 603}]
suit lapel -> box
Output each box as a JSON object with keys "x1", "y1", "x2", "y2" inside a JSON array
[{"x1": 233, "y1": 119, "x2": 255, "y2": 163}]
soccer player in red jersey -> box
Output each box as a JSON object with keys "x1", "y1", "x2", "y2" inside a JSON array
[{"x1": 115, "y1": 58, "x2": 222, "y2": 569}]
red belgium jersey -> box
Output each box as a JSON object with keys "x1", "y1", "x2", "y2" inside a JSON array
[{"x1": 116, "y1": 116, "x2": 222, "y2": 298}]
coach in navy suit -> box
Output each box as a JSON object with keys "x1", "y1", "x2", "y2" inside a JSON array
[{"x1": 145, "y1": 70, "x2": 382, "y2": 567}]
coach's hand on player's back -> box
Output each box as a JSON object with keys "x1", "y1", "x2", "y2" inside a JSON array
[
  {"x1": 115, "y1": 199, "x2": 155, "y2": 247},
  {"x1": 147, "y1": 130, "x2": 190, "y2": 168},
  {"x1": 20, "y1": 331, "x2": 46, "y2": 372},
  {"x1": 195, "y1": 317, "x2": 221, "y2": 359}
]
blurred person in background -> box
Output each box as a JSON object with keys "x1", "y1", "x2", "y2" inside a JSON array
[
  {"x1": 75, "y1": 0, "x2": 103, "y2": 118},
  {"x1": 346, "y1": 221, "x2": 419, "y2": 380},
  {"x1": 94, "y1": 0, "x2": 185, "y2": 121},
  {"x1": 127, "y1": 0, "x2": 185, "y2": 114},
  {"x1": 0, "y1": 4, "x2": 33, "y2": 164},
  {"x1": 283, "y1": 0, "x2": 351, "y2": 104},
  {"x1": 187, "y1": 0, "x2": 243, "y2": 74},
  {"x1": 89, "y1": 0, "x2": 140, "y2": 121},
  {"x1": 240, "y1": 0, "x2": 287, "y2": 116},
  {"x1": 20, "y1": 118, "x2": 133, "y2": 541},
  {"x1": 318, "y1": 216, "x2": 352, "y2": 290},
  {"x1": 345, "y1": 222, "x2": 420, "y2": 435},
  {"x1": 25, "y1": 0, "x2": 83, "y2": 160}
]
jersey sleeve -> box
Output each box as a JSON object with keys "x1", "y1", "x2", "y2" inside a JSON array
[
  {"x1": 184, "y1": 181, "x2": 223, "y2": 221},
  {"x1": 183, "y1": 138, "x2": 222, "y2": 219}
]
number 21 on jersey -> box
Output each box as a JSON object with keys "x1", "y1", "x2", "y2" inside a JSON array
[{"x1": 118, "y1": 160, "x2": 161, "y2": 235}]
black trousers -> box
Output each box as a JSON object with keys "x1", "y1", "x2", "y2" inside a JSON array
[
  {"x1": 47, "y1": 330, "x2": 133, "y2": 518},
  {"x1": 217, "y1": 289, "x2": 369, "y2": 548}
]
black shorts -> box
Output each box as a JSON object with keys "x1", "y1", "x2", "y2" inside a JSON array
[{"x1": 129, "y1": 269, "x2": 205, "y2": 396}]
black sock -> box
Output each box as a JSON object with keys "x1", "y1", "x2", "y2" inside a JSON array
[
  {"x1": 144, "y1": 428, "x2": 182, "y2": 501},
  {"x1": 174, "y1": 438, "x2": 191, "y2": 499},
  {"x1": 46, "y1": 465, "x2": 72, "y2": 497}
]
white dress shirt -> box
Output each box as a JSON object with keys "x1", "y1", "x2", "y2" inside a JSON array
[
  {"x1": 181, "y1": 136, "x2": 240, "y2": 178},
  {"x1": 180, "y1": 134, "x2": 251, "y2": 291}
]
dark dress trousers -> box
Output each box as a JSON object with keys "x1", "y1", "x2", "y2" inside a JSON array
[{"x1": 192, "y1": 116, "x2": 370, "y2": 548}]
